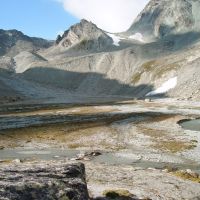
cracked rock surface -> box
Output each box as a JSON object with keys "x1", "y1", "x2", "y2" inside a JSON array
[{"x1": 0, "y1": 162, "x2": 88, "y2": 200}]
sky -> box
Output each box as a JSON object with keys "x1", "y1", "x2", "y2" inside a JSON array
[{"x1": 0, "y1": 0, "x2": 149, "y2": 40}]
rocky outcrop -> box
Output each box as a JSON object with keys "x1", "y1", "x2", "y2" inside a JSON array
[
  {"x1": 0, "y1": 162, "x2": 89, "y2": 200},
  {"x1": 0, "y1": 56, "x2": 15, "y2": 72}
]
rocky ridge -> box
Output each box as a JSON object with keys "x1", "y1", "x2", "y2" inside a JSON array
[
  {"x1": 55, "y1": 19, "x2": 113, "y2": 51},
  {"x1": 0, "y1": 29, "x2": 52, "y2": 57}
]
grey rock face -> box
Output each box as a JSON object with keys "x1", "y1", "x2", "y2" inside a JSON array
[
  {"x1": 0, "y1": 56, "x2": 15, "y2": 72},
  {"x1": 0, "y1": 162, "x2": 89, "y2": 200},
  {"x1": 55, "y1": 19, "x2": 113, "y2": 51},
  {"x1": 128, "y1": 0, "x2": 200, "y2": 39},
  {"x1": 14, "y1": 51, "x2": 47, "y2": 73}
]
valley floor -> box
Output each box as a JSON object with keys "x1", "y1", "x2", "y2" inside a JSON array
[{"x1": 0, "y1": 98, "x2": 200, "y2": 199}]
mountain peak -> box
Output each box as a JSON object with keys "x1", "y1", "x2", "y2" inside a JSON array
[
  {"x1": 55, "y1": 19, "x2": 112, "y2": 50},
  {"x1": 128, "y1": 0, "x2": 200, "y2": 40},
  {"x1": 80, "y1": 19, "x2": 91, "y2": 24},
  {"x1": 55, "y1": 19, "x2": 100, "y2": 46}
]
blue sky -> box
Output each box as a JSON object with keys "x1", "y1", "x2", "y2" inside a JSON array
[
  {"x1": 0, "y1": 0, "x2": 78, "y2": 39},
  {"x1": 0, "y1": 0, "x2": 149, "y2": 40}
]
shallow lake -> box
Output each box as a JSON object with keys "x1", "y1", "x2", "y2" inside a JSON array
[{"x1": 179, "y1": 119, "x2": 200, "y2": 131}]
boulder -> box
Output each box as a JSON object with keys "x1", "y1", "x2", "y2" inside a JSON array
[{"x1": 0, "y1": 162, "x2": 89, "y2": 200}]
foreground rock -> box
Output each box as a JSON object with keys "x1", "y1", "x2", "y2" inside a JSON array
[{"x1": 0, "y1": 162, "x2": 89, "y2": 200}]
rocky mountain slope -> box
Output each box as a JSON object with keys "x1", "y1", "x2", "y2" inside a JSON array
[
  {"x1": 1, "y1": 0, "x2": 200, "y2": 102},
  {"x1": 0, "y1": 29, "x2": 52, "y2": 73},
  {"x1": 0, "y1": 29, "x2": 52, "y2": 57},
  {"x1": 128, "y1": 0, "x2": 200, "y2": 40}
]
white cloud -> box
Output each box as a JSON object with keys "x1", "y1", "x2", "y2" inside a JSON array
[{"x1": 58, "y1": 0, "x2": 149, "y2": 33}]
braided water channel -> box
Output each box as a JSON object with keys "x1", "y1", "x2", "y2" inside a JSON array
[{"x1": 0, "y1": 107, "x2": 200, "y2": 174}]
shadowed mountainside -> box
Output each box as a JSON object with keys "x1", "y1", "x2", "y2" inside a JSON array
[{"x1": 21, "y1": 67, "x2": 155, "y2": 97}]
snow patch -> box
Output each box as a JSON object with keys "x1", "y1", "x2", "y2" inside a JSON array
[
  {"x1": 129, "y1": 33, "x2": 144, "y2": 42},
  {"x1": 107, "y1": 33, "x2": 123, "y2": 46},
  {"x1": 146, "y1": 77, "x2": 177, "y2": 96}
]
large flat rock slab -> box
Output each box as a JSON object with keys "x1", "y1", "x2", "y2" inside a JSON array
[{"x1": 0, "y1": 162, "x2": 88, "y2": 200}]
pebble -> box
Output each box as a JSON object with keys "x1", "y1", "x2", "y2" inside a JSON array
[
  {"x1": 147, "y1": 167, "x2": 157, "y2": 171},
  {"x1": 83, "y1": 157, "x2": 91, "y2": 161},
  {"x1": 12, "y1": 159, "x2": 21, "y2": 164},
  {"x1": 70, "y1": 158, "x2": 78, "y2": 161},
  {"x1": 162, "y1": 169, "x2": 169, "y2": 173},
  {"x1": 145, "y1": 99, "x2": 152, "y2": 102},
  {"x1": 53, "y1": 156, "x2": 60, "y2": 158}
]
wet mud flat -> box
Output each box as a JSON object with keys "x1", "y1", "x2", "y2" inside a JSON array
[{"x1": 0, "y1": 100, "x2": 199, "y2": 162}]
